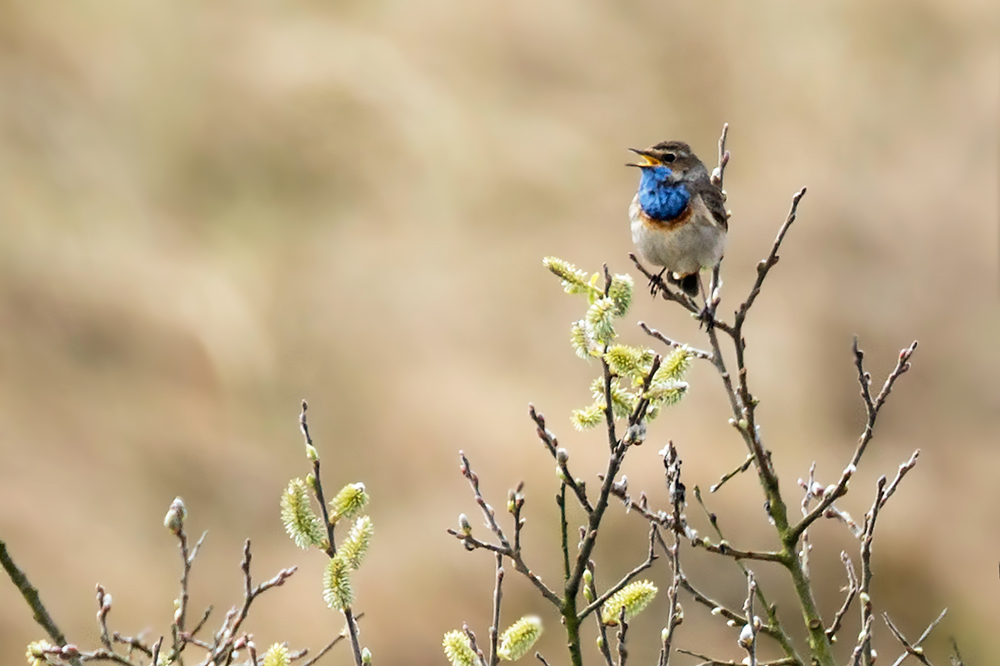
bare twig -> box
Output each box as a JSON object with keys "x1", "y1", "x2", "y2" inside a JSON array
[
  {"x1": 615, "y1": 608, "x2": 629, "y2": 666},
  {"x1": 489, "y1": 553, "x2": 504, "y2": 666},
  {"x1": 530, "y1": 405, "x2": 592, "y2": 513},
  {"x1": 209, "y1": 540, "x2": 297, "y2": 666},
  {"x1": 709, "y1": 454, "x2": 754, "y2": 493},
  {"x1": 638, "y1": 322, "x2": 712, "y2": 361},
  {"x1": 741, "y1": 572, "x2": 758, "y2": 666},
  {"x1": 587, "y1": 562, "x2": 614, "y2": 666},
  {"x1": 300, "y1": 401, "x2": 338, "y2": 558},
  {"x1": 884, "y1": 613, "x2": 936, "y2": 666},
  {"x1": 948, "y1": 638, "x2": 965, "y2": 666},
  {"x1": 676, "y1": 649, "x2": 796, "y2": 666},
  {"x1": 0, "y1": 540, "x2": 84, "y2": 666},
  {"x1": 578, "y1": 524, "x2": 658, "y2": 621},
  {"x1": 454, "y1": 452, "x2": 561, "y2": 607},
  {"x1": 464, "y1": 624, "x2": 486, "y2": 666},
  {"x1": 858, "y1": 477, "x2": 886, "y2": 666},
  {"x1": 792, "y1": 340, "x2": 918, "y2": 541},
  {"x1": 711, "y1": 123, "x2": 730, "y2": 189},
  {"x1": 850, "y1": 615, "x2": 875, "y2": 666},
  {"x1": 887, "y1": 608, "x2": 948, "y2": 666},
  {"x1": 300, "y1": 616, "x2": 361, "y2": 666},
  {"x1": 826, "y1": 553, "x2": 858, "y2": 641}
]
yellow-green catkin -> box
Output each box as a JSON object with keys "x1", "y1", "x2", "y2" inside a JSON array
[
  {"x1": 262, "y1": 643, "x2": 291, "y2": 666},
  {"x1": 280, "y1": 479, "x2": 325, "y2": 549},
  {"x1": 25, "y1": 641, "x2": 53, "y2": 666},
  {"x1": 497, "y1": 616, "x2": 543, "y2": 661},
  {"x1": 442, "y1": 631, "x2": 478, "y2": 666},
  {"x1": 340, "y1": 515, "x2": 374, "y2": 570},
  {"x1": 601, "y1": 580, "x2": 658, "y2": 625},
  {"x1": 329, "y1": 482, "x2": 369, "y2": 523},
  {"x1": 323, "y1": 556, "x2": 353, "y2": 610}
]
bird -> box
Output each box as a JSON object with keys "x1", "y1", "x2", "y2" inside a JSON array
[{"x1": 627, "y1": 140, "x2": 728, "y2": 298}]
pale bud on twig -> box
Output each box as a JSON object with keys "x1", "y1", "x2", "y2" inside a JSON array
[{"x1": 164, "y1": 497, "x2": 186, "y2": 535}]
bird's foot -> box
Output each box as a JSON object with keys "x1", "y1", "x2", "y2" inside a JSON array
[
  {"x1": 697, "y1": 305, "x2": 716, "y2": 331},
  {"x1": 648, "y1": 268, "x2": 669, "y2": 298}
]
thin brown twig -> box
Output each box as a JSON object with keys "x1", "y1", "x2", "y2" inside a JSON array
[
  {"x1": 489, "y1": 553, "x2": 504, "y2": 666},
  {"x1": 741, "y1": 572, "x2": 758, "y2": 666},
  {"x1": 709, "y1": 454, "x2": 754, "y2": 493},
  {"x1": 614, "y1": 608, "x2": 629, "y2": 666},
  {"x1": 587, "y1": 562, "x2": 615, "y2": 666},
  {"x1": 792, "y1": 340, "x2": 918, "y2": 541},
  {"x1": 0, "y1": 540, "x2": 84, "y2": 666},
  {"x1": 887, "y1": 608, "x2": 948, "y2": 666},
  {"x1": 676, "y1": 649, "x2": 796, "y2": 666},
  {"x1": 301, "y1": 632, "x2": 350, "y2": 666},
  {"x1": 455, "y1": 452, "x2": 561, "y2": 607},
  {"x1": 578, "y1": 524, "x2": 658, "y2": 621},
  {"x1": 530, "y1": 405, "x2": 592, "y2": 513},
  {"x1": 638, "y1": 322, "x2": 712, "y2": 360},
  {"x1": 859, "y1": 477, "x2": 886, "y2": 666},
  {"x1": 826, "y1": 553, "x2": 858, "y2": 641},
  {"x1": 209, "y1": 540, "x2": 297, "y2": 666}
]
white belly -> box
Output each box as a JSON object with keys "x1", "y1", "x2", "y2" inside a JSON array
[{"x1": 629, "y1": 194, "x2": 726, "y2": 276}]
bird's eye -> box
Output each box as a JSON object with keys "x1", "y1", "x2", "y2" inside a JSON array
[{"x1": 663, "y1": 154, "x2": 676, "y2": 163}]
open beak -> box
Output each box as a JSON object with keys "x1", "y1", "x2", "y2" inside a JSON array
[{"x1": 625, "y1": 148, "x2": 660, "y2": 168}]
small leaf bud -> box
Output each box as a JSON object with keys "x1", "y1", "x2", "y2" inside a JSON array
[
  {"x1": 305, "y1": 444, "x2": 319, "y2": 462},
  {"x1": 164, "y1": 497, "x2": 186, "y2": 535},
  {"x1": 556, "y1": 448, "x2": 569, "y2": 464},
  {"x1": 625, "y1": 421, "x2": 646, "y2": 445},
  {"x1": 458, "y1": 514, "x2": 472, "y2": 536},
  {"x1": 738, "y1": 623, "x2": 753, "y2": 649},
  {"x1": 361, "y1": 647, "x2": 372, "y2": 664}
]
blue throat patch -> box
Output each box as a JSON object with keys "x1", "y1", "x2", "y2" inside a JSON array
[{"x1": 638, "y1": 166, "x2": 690, "y2": 221}]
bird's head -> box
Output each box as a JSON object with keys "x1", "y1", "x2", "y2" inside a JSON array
[{"x1": 626, "y1": 141, "x2": 704, "y2": 182}]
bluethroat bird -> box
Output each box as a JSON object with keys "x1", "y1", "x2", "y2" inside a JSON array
[{"x1": 627, "y1": 141, "x2": 728, "y2": 298}]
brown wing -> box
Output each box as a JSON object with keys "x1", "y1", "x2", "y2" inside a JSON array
[{"x1": 697, "y1": 179, "x2": 729, "y2": 231}]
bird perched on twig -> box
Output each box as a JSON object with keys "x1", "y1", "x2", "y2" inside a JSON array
[{"x1": 627, "y1": 141, "x2": 728, "y2": 298}]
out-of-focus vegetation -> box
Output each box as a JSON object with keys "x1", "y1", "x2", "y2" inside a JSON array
[{"x1": 0, "y1": 1, "x2": 996, "y2": 664}]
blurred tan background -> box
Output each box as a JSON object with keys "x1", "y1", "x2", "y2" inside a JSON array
[{"x1": 0, "y1": 1, "x2": 997, "y2": 664}]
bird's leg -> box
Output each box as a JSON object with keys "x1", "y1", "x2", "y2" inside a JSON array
[
  {"x1": 696, "y1": 274, "x2": 716, "y2": 331},
  {"x1": 648, "y1": 267, "x2": 669, "y2": 298}
]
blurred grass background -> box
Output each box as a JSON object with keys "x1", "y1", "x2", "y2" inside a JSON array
[{"x1": 0, "y1": 1, "x2": 997, "y2": 664}]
